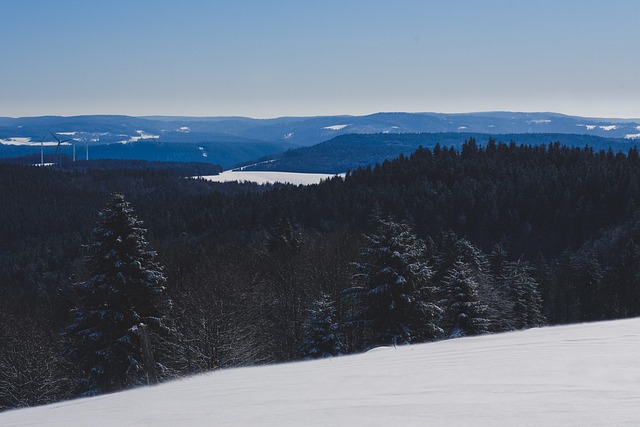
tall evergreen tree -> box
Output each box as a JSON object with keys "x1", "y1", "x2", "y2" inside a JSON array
[
  {"x1": 300, "y1": 293, "x2": 345, "y2": 359},
  {"x1": 260, "y1": 218, "x2": 307, "y2": 362},
  {"x1": 344, "y1": 219, "x2": 441, "y2": 349},
  {"x1": 441, "y1": 261, "x2": 489, "y2": 337},
  {"x1": 488, "y1": 243, "x2": 508, "y2": 280},
  {"x1": 66, "y1": 193, "x2": 171, "y2": 395},
  {"x1": 575, "y1": 253, "x2": 606, "y2": 321},
  {"x1": 505, "y1": 260, "x2": 546, "y2": 329}
]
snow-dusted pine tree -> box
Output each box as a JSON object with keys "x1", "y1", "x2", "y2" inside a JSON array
[
  {"x1": 344, "y1": 219, "x2": 442, "y2": 349},
  {"x1": 441, "y1": 261, "x2": 489, "y2": 338},
  {"x1": 300, "y1": 293, "x2": 345, "y2": 359},
  {"x1": 66, "y1": 193, "x2": 171, "y2": 395},
  {"x1": 505, "y1": 260, "x2": 546, "y2": 329}
]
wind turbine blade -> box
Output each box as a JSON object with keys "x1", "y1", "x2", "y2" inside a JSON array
[{"x1": 50, "y1": 132, "x2": 61, "y2": 144}]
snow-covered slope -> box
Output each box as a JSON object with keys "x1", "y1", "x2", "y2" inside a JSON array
[{"x1": 3, "y1": 318, "x2": 640, "y2": 426}]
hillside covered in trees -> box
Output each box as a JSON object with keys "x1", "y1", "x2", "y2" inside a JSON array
[
  {"x1": 239, "y1": 132, "x2": 633, "y2": 173},
  {"x1": 2, "y1": 138, "x2": 640, "y2": 410}
]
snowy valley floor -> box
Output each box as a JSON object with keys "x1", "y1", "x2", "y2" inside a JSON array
[
  {"x1": 199, "y1": 171, "x2": 343, "y2": 185},
  {"x1": 3, "y1": 318, "x2": 640, "y2": 426}
]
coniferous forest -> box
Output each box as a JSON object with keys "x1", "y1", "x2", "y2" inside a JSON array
[{"x1": 2, "y1": 138, "x2": 640, "y2": 410}]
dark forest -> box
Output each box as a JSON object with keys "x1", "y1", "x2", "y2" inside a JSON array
[{"x1": 2, "y1": 138, "x2": 640, "y2": 409}]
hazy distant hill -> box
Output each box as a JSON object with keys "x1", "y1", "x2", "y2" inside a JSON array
[
  {"x1": 240, "y1": 132, "x2": 636, "y2": 173},
  {"x1": 1, "y1": 112, "x2": 638, "y2": 167}
]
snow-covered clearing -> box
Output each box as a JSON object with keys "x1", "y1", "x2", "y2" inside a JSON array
[
  {"x1": 0, "y1": 137, "x2": 68, "y2": 146},
  {"x1": 0, "y1": 137, "x2": 33, "y2": 145},
  {"x1": 199, "y1": 170, "x2": 343, "y2": 185},
  {"x1": 120, "y1": 130, "x2": 160, "y2": 144},
  {"x1": 323, "y1": 124, "x2": 349, "y2": 130},
  {"x1": 2, "y1": 318, "x2": 640, "y2": 426}
]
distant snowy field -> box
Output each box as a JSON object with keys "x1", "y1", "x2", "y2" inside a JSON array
[
  {"x1": 198, "y1": 170, "x2": 343, "y2": 185},
  {"x1": 3, "y1": 318, "x2": 640, "y2": 426}
]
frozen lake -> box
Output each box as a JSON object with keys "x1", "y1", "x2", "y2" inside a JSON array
[{"x1": 198, "y1": 170, "x2": 344, "y2": 185}]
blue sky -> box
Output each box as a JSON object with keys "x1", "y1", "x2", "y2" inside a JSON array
[{"x1": 2, "y1": 0, "x2": 639, "y2": 118}]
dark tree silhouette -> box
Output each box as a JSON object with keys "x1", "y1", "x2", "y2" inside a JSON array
[
  {"x1": 345, "y1": 219, "x2": 441, "y2": 348},
  {"x1": 66, "y1": 193, "x2": 172, "y2": 395},
  {"x1": 300, "y1": 293, "x2": 345, "y2": 359}
]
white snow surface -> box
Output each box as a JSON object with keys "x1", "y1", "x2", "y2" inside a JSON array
[
  {"x1": 599, "y1": 125, "x2": 617, "y2": 131},
  {"x1": 120, "y1": 130, "x2": 160, "y2": 143},
  {"x1": 0, "y1": 137, "x2": 33, "y2": 145},
  {"x1": 624, "y1": 133, "x2": 640, "y2": 140},
  {"x1": 383, "y1": 126, "x2": 400, "y2": 134},
  {"x1": 199, "y1": 171, "x2": 343, "y2": 185},
  {"x1": 0, "y1": 137, "x2": 68, "y2": 146},
  {"x1": 323, "y1": 124, "x2": 349, "y2": 130},
  {"x1": 3, "y1": 318, "x2": 640, "y2": 426}
]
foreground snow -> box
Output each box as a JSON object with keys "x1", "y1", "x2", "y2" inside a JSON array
[
  {"x1": 3, "y1": 318, "x2": 640, "y2": 426},
  {"x1": 199, "y1": 170, "x2": 343, "y2": 185}
]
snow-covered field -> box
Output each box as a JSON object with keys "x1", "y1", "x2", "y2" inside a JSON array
[
  {"x1": 0, "y1": 137, "x2": 63, "y2": 146},
  {"x1": 3, "y1": 318, "x2": 640, "y2": 426},
  {"x1": 199, "y1": 170, "x2": 343, "y2": 185}
]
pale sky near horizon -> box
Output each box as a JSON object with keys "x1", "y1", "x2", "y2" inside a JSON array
[{"x1": 2, "y1": 0, "x2": 639, "y2": 119}]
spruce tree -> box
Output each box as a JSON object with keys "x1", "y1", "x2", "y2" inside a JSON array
[
  {"x1": 488, "y1": 243, "x2": 508, "y2": 280},
  {"x1": 433, "y1": 231, "x2": 493, "y2": 336},
  {"x1": 505, "y1": 260, "x2": 546, "y2": 329},
  {"x1": 66, "y1": 193, "x2": 171, "y2": 395},
  {"x1": 300, "y1": 293, "x2": 345, "y2": 359},
  {"x1": 576, "y1": 253, "x2": 606, "y2": 321},
  {"x1": 344, "y1": 219, "x2": 441, "y2": 349},
  {"x1": 441, "y1": 261, "x2": 489, "y2": 337}
]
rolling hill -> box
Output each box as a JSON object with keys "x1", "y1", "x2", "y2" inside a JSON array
[
  {"x1": 240, "y1": 132, "x2": 636, "y2": 173},
  {"x1": 1, "y1": 112, "x2": 639, "y2": 168}
]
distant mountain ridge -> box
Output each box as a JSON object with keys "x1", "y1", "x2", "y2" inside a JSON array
[{"x1": 1, "y1": 112, "x2": 639, "y2": 167}]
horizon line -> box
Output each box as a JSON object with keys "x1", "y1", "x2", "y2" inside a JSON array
[{"x1": 2, "y1": 110, "x2": 640, "y2": 121}]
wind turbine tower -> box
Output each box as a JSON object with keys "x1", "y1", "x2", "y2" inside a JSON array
[{"x1": 40, "y1": 136, "x2": 45, "y2": 166}]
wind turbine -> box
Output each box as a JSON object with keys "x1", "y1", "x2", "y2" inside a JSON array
[
  {"x1": 39, "y1": 134, "x2": 47, "y2": 166},
  {"x1": 50, "y1": 132, "x2": 73, "y2": 169}
]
